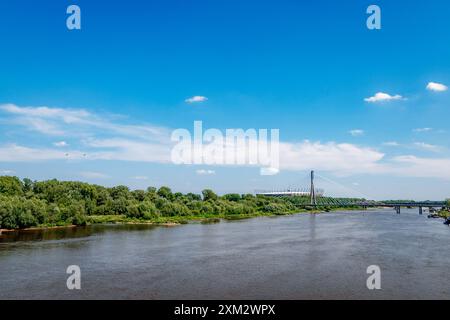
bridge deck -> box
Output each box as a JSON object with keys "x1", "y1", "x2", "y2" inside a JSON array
[{"x1": 304, "y1": 202, "x2": 446, "y2": 208}]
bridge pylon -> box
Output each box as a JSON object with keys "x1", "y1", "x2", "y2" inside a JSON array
[{"x1": 310, "y1": 170, "x2": 317, "y2": 206}]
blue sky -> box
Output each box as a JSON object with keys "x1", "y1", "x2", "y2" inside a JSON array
[{"x1": 1, "y1": 0, "x2": 450, "y2": 200}]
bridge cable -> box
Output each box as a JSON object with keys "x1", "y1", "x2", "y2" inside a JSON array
[{"x1": 314, "y1": 173, "x2": 374, "y2": 200}]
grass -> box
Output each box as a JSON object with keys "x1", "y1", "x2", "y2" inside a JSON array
[
  {"x1": 80, "y1": 207, "x2": 448, "y2": 228},
  {"x1": 21, "y1": 206, "x2": 368, "y2": 231},
  {"x1": 83, "y1": 207, "x2": 365, "y2": 227}
]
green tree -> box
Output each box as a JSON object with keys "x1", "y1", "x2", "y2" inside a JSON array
[
  {"x1": 157, "y1": 186, "x2": 173, "y2": 199},
  {"x1": 0, "y1": 176, "x2": 23, "y2": 196},
  {"x1": 139, "y1": 201, "x2": 159, "y2": 219},
  {"x1": 112, "y1": 198, "x2": 129, "y2": 215},
  {"x1": 186, "y1": 193, "x2": 202, "y2": 201},
  {"x1": 242, "y1": 194, "x2": 255, "y2": 200},
  {"x1": 202, "y1": 189, "x2": 218, "y2": 201},
  {"x1": 22, "y1": 178, "x2": 34, "y2": 193},
  {"x1": 60, "y1": 200, "x2": 86, "y2": 222},
  {"x1": 0, "y1": 196, "x2": 16, "y2": 229},
  {"x1": 96, "y1": 187, "x2": 111, "y2": 206},
  {"x1": 223, "y1": 193, "x2": 241, "y2": 202},
  {"x1": 159, "y1": 202, "x2": 189, "y2": 216},
  {"x1": 16, "y1": 210, "x2": 37, "y2": 228},
  {"x1": 0, "y1": 176, "x2": 316, "y2": 230},
  {"x1": 131, "y1": 190, "x2": 146, "y2": 201},
  {"x1": 72, "y1": 214, "x2": 87, "y2": 226},
  {"x1": 109, "y1": 186, "x2": 131, "y2": 200}
]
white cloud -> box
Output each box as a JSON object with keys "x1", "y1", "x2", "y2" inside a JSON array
[
  {"x1": 131, "y1": 176, "x2": 149, "y2": 180},
  {"x1": 364, "y1": 92, "x2": 404, "y2": 103},
  {"x1": 349, "y1": 129, "x2": 364, "y2": 137},
  {"x1": 196, "y1": 169, "x2": 215, "y2": 175},
  {"x1": 426, "y1": 82, "x2": 448, "y2": 92},
  {"x1": 54, "y1": 141, "x2": 68, "y2": 147},
  {"x1": 413, "y1": 127, "x2": 432, "y2": 133},
  {"x1": 0, "y1": 104, "x2": 173, "y2": 163},
  {"x1": 413, "y1": 142, "x2": 442, "y2": 153},
  {"x1": 0, "y1": 141, "x2": 171, "y2": 164},
  {"x1": 19, "y1": 117, "x2": 65, "y2": 135},
  {"x1": 185, "y1": 96, "x2": 208, "y2": 103},
  {"x1": 0, "y1": 169, "x2": 15, "y2": 175},
  {"x1": 0, "y1": 103, "x2": 170, "y2": 140},
  {"x1": 0, "y1": 103, "x2": 90, "y2": 121},
  {"x1": 382, "y1": 141, "x2": 400, "y2": 147},
  {"x1": 4, "y1": 103, "x2": 450, "y2": 181},
  {"x1": 80, "y1": 171, "x2": 109, "y2": 179},
  {"x1": 260, "y1": 167, "x2": 280, "y2": 175},
  {"x1": 0, "y1": 139, "x2": 387, "y2": 177},
  {"x1": 83, "y1": 138, "x2": 171, "y2": 163},
  {"x1": 390, "y1": 156, "x2": 450, "y2": 179},
  {"x1": 279, "y1": 140, "x2": 385, "y2": 175},
  {"x1": 0, "y1": 144, "x2": 87, "y2": 162}
]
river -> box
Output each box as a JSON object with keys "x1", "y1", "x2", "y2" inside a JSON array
[{"x1": 0, "y1": 209, "x2": 449, "y2": 299}]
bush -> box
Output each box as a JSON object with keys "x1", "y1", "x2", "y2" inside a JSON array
[
  {"x1": 0, "y1": 198, "x2": 16, "y2": 229},
  {"x1": 125, "y1": 201, "x2": 160, "y2": 219},
  {"x1": 0, "y1": 196, "x2": 42, "y2": 229},
  {"x1": 223, "y1": 194, "x2": 241, "y2": 202},
  {"x1": 72, "y1": 214, "x2": 87, "y2": 226},
  {"x1": 225, "y1": 203, "x2": 255, "y2": 215},
  {"x1": 16, "y1": 211, "x2": 37, "y2": 228},
  {"x1": 60, "y1": 201, "x2": 86, "y2": 222},
  {"x1": 159, "y1": 202, "x2": 190, "y2": 217},
  {"x1": 139, "y1": 201, "x2": 159, "y2": 218},
  {"x1": 262, "y1": 203, "x2": 288, "y2": 214},
  {"x1": 111, "y1": 198, "x2": 129, "y2": 215},
  {"x1": 125, "y1": 204, "x2": 140, "y2": 218}
]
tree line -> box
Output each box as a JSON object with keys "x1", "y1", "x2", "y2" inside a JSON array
[{"x1": 0, "y1": 176, "x2": 306, "y2": 230}]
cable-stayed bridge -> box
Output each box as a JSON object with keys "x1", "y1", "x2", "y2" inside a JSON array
[{"x1": 255, "y1": 171, "x2": 448, "y2": 214}]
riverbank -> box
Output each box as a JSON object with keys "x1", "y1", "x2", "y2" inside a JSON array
[
  {"x1": 0, "y1": 206, "x2": 366, "y2": 233},
  {"x1": 438, "y1": 210, "x2": 450, "y2": 219},
  {"x1": 1, "y1": 211, "x2": 304, "y2": 232}
]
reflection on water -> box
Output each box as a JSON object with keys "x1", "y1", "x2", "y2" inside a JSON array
[
  {"x1": 1, "y1": 226, "x2": 92, "y2": 242},
  {"x1": 0, "y1": 209, "x2": 449, "y2": 300},
  {"x1": 0, "y1": 224, "x2": 157, "y2": 243}
]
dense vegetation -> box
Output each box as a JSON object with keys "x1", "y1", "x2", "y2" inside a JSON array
[
  {"x1": 0, "y1": 176, "x2": 328, "y2": 230},
  {"x1": 438, "y1": 199, "x2": 450, "y2": 218}
]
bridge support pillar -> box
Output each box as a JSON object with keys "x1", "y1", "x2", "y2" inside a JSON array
[
  {"x1": 310, "y1": 170, "x2": 317, "y2": 206},
  {"x1": 395, "y1": 206, "x2": 400, "y2": 214},
  {"x1": 419, "y1": 207, "x2": 423, "y2": 215}
]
